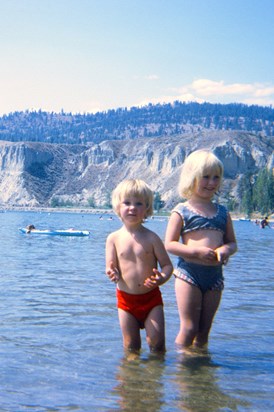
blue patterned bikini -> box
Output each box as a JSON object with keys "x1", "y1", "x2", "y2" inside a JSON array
[{"x1": 172, "y1": 202, "x2": 228, "y2": 293}]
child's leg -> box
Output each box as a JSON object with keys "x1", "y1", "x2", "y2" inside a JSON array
[
  {"x1": 145, "y1": 305, "x2": 165, "y2": 352},
  {"x1": 118, "y1": 308, "x2": 141, "y2": 352},
  {"x1": 175, "y1": 277, "x2": 203, "y2": 348},
  {"x1": 194, "y1": 290, "x2": 222, "y2": 347}
]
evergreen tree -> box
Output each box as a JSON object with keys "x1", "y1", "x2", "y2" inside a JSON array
[
  {"x1": 238, "y1": 174, "x2": 253, "y2": 216},
  {"x1": 153, "y1": 192, "x2": 165, "y2": 213},
  {"x1": 87, "y1": 197, "x2": 96, "y2": 208},
  {"x1": 253, "y1": 168, "x2": 273, "y2": 214}
]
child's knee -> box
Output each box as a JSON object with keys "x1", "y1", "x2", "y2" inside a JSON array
[
  {"x1": 196, "y1": 327, "x2": 210, "y2": 342},
  {"x1": 123, "y1": 335, "x2": 141, "y2": 351},
  {"x1": 146, "y1": 334, "x2": 165, "y2": 352},
  {"x1": 183, "y1": 321, "x2": 198, "y2": 335}
]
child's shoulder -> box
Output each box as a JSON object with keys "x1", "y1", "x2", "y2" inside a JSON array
[
  {"x1": 106, "y1": 228, "x2": 123, "y2": 240},
  {"x1": 217, "y1": 203, "x2": 228, "y2": 215},
  {"x1": 143, "y1": 226, "x2": 162, "y2": 241},
  {"x1": 173, "y1": 201, "x2": 188, "y2": 208},
  {"x1": 172, "y1": 201, "x2": 188, "y2": 214}
]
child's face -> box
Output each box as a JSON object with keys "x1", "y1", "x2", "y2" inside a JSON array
[
  {"x1": 194, "y1": 171, "x2": 221, "y2": 199},
  {"x1": 119, "y1": 195, "x2": 148, "y2": 223}
]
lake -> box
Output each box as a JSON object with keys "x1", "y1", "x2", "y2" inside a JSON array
[{"x1": 0, "y1": 210, "x2": 273, "y2": 411}]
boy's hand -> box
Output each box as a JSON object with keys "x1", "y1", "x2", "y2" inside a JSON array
[
  {"x1": 106, "y1": 261, "x2": 120, "y2": 283},
  {"x1": 144, "y1": 268, "x2": 166, "y2": 288}
]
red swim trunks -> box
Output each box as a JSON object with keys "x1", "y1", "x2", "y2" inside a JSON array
[{"x1": 116, "y1": 287, "x2": 163, "y2": 329}]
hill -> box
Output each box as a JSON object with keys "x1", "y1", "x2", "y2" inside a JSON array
[
  {"x1": 0, "y1": 102, "x2": 273, "y2": 144},
  {"x1": 0, "y1": 130, "x2": 273, "y2": 210}
]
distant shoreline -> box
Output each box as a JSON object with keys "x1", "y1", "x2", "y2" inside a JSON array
[
  {"x1": 0, "y1": 206, "x2": 113, "y2": 215},
  {"x1": 1, "y1": 206, "x2": 273, "y2": 222}
]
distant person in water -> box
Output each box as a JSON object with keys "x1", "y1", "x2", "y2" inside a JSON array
[
  {"x1": 26, "y1": 224, "x2": 35, "y2": 233},
  {"x1": 260, "y1": 217, "x2": 270, "y2": 229},
  {"x1": 105, "y1": 179, "x2": 173, "y2": 354}
]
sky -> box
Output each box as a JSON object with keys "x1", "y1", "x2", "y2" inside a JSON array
[{"x1": 0, "y1": 0, "x2": 274, "y2": 115}]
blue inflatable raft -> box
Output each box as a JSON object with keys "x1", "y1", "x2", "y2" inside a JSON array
[{"x1": 19, "y1": 228, "x2": 90, "y2": 237}]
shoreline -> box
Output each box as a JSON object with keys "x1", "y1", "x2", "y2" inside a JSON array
[
  {"x1": 0, "y1": 206, "x2": 114, "y2": 215},
  {"x1": 1, "y1": 206, "x2": 273, "y2": 221}
]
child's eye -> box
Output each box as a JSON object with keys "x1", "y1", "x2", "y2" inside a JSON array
[
  {"x1": 123, "y1": 201, "x2": 130, "y2": 206},
  {"x1": 136, "y1": 201, "x2": 144, "y2": 206}
]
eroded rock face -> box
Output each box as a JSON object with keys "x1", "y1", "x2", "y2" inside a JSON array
[{"x1": 0, "y1": 130, "x2": 273, "y2": 208}]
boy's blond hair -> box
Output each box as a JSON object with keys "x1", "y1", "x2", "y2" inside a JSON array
[
  {"x1": 112, "y1": 179, "x2": 154, "y2": 218},
  {"x1": 178, "y1": 149, "x2": 224, "y2": 199}
]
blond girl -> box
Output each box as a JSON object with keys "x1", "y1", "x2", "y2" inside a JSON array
[{"x1": 165, "y1": 150, "x2": 237, "y2": 350}]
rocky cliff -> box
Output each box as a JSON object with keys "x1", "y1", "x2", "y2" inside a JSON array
[{"x1": 0, "y1": 131, "x2": 273, "y2": 209}]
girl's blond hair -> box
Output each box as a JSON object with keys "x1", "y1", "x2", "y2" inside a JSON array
[
  {"x1": 112, "y1": 179, "x2": 154, "y2": 218},
  {"x1": 178, "y1": 149, "x2": 224, "y2": 199}
]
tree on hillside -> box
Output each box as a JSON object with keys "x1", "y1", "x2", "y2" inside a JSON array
[
  {"x1": 0, "y1": 103, "x2": 274, "y2": 144},
  {"x1": 238, "y1": 174, "x2": 254, "y2": 216},
  {"x1": 238, "y1": 168, "x2": 274, "y2": 216},
  {"x1": 154, "y1": 192, "x2": 165, "y2": 213},
  {"x1": 253, "y1": 168, "x2": 274, "y2": 214}
]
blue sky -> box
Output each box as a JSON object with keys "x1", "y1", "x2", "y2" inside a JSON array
[{"x1": 0, "y1": 0, "x2": 274, "y2": 115}]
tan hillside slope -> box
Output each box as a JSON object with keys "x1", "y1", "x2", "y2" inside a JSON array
[{"x1": 0, "y1": 130, "x2": 273, "y2": 209}]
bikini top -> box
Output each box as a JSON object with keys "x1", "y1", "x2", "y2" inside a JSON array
[{"x1": 172, "y1": 202, "x2": 228, "y2": 235}]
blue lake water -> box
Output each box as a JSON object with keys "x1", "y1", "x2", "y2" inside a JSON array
[{"x1": 0, "y1": 210, "x2": 273, "y2": 411}]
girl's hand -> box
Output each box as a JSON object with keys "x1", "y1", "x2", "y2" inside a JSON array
[
  {"x1": 215, "y1": 248, "x2": 229, "y2": 265},
  {"x1": 106, "y1": 261, "x2": 120, "y2": 283},
  {"x1": 144, "y1": 268, "x2": 166, "y2": 288},
  {"x1": 196, "y1": 246, "x2": 218, "y2": 263}
]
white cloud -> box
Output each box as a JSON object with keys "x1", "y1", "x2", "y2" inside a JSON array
[
  {"x1": 189, "y1": 79, "x2": 255, "y2": 96},
  {"x1": 138, "y1": 79, "x2": 274, "y2": 107},
  {"x1": 254, "y1": 86, "x2": 274, "y2": 97}
]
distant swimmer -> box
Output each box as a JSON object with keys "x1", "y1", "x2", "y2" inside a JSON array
[
  {"x1": 26, "y1": 224, "x2": 36, "y2": 233},
  {"x1": 260, "y1": 217, "x2": 270, "y2": 229}
]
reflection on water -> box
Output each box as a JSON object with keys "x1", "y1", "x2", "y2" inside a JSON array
[
  {"x1": 112, "y1": 349, "x2": 247, "y2": 412},
  {"x1": 173, "y1": 351, "x2": 246, "y2": 412},
  {"x1": 113, "y1": 354, "x2": 165, "y2": 412}
]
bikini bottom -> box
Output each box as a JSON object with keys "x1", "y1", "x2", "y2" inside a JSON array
[{"x1": 174, "y1": 259, "x2": 224, "y2": 293}]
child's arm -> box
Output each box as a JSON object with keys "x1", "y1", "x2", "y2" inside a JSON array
[
  {"x1": 165, "y1": 212, "x2": 217, "y2": 262},
  {"x1": 144, "y1": 233, "x2": 173, "y2": 288},
  {"x1": 106, "y1": 261, "x2": 120, "y2": 283},
  {"x1": 215, "y1": 213, "x2": 237, "y2": 264},
  {"x1": 144, "y1": 267, "x2": 172, "y2": 288},
  {"x1": 105, "y1": 233, "x2": 120, "y2": 283}
]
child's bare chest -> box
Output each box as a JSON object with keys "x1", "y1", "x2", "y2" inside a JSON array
[{"x1": 117, "y1": 237, "x2": 153, "y2": 261}]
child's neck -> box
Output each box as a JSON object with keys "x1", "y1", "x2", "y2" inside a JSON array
[
  {"x1": 122, "y1": 222, "x2": 144, "y2": 233},
  {"x1": 189, "y1": 194, "x2": 213, "y2": 205},
  {"x1": 188, "y1": 196, "x2": 216, "y2": 215}
]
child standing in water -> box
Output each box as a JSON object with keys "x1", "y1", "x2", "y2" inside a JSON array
[
  {"x1": 165, "y1": 149, "x2": 237, "y2": 351},
  {"x1": 106, "y1": 179, "x2": 173, "y2": 353}
]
